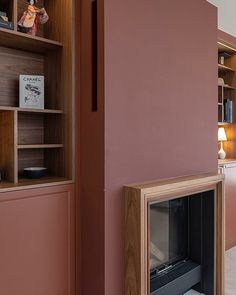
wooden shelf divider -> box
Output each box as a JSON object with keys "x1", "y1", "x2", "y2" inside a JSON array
[
  {"x1": 17, "y1": 144, "x2": 64, "y2": 149},
  {"x1": 218, "y1": 64, "x2": 236, "y2": 72},
  {"x1": 0, "y1": 106, "x2": 63, "y2": 114},
  {"x1": 0, "y1": 27, "x2": 63, "y2": 54},
  {"x1": 218, "y1": 84, "x2": 236, "y2": 90}
]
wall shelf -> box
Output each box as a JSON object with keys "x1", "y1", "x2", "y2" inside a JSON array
[
  {"x1": 0, "y1": 106, "x2": 63, "y2": 114},
  {"x1": 17, "y1": 144, "x2": 64, "y2": 149},
  {"x1": 0, "y1": 27, "x2": 63, "y2": 54},
  {"x1": 218, "y1": 84, "x2": 236, "y2": 90},
  {"x1": 218, "y1": 122, "x2": 230, "y2": 126},
  {"x1": 218, "y1": 64, "x2": 236, "y2": 72}
]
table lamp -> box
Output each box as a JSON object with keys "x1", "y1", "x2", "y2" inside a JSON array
[{"x1": 218, "y1": 127, "x2": 227, "y2": 159}]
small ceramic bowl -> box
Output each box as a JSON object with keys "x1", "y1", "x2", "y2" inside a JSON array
[{"x1": 24, "y1": 167, "x2": 47, "y2": 179}]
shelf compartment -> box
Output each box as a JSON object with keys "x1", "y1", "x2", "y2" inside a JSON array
[
  {"x1": 0, "y1": 46, "x2": 44, "y2": 107},
  {"x1": 0, "y1": 0, "x2": 14, "y2": 24},
  {"x1": 18, "y1": 113, "x2": 63, "y2": 145},
  {"x1": 0, "y1": 27, "x2": 62, "y2": 54},
  {"x1": 0, "y1": 46, "x2": 62, "y2": 110},
  {"x1": 18, "y1": 148, "x2": 65, "y2": 179}
]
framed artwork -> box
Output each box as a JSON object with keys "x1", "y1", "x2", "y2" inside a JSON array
[{"x1": 19, "y1": 75, "x2": 44, "y2": 109}]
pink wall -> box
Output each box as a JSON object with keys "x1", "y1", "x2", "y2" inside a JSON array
[
  {"x1": 104, "y1": 0, "x2": 217, "y2": 294},
  {"x1": 80, "y1": 0, "x2": 217, "y2": 294}
]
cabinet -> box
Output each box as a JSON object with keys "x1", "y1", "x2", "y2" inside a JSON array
[
  {"x1": 219, "y1": 161, "x2": 236, "y2": 249},
  {"x1": 0, "y1": 0, "x2": 75, "y2": 188},
  {"x1": 0, "y1": 184, "x2": 75, "y2": 295}
]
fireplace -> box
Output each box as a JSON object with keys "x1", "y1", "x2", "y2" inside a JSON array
[
  {"x1": 150, "y1": 191, "x2": 214, "y2": 294},
  {"x1": 125, "y1": 174, "x2": 224, "y2": 295}
]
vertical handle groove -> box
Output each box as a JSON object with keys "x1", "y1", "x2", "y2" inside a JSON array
[{"x1": 91, "y1": 0, "x2": 98, "y2": 112}]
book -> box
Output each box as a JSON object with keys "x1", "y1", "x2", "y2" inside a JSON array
[
  {"x1": 0, "y1": 11, "x2": 7, "y2": 17},
  {"x1": 0, "y1": 20, "x2": 13, "y2": 30},
  {"x1": 0, "y1": 15, "x2": 8, "y2": 22},
  {"x1": 19, "y1": 75, "x2": 44, "y2": 109},
  {"x1": 225, "y1": 99, "x2": 233, "y2": 123}
]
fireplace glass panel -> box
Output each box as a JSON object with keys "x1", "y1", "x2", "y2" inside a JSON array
[
  {"x1": 149, "y1": 191, "x2": 215, "y2": 295},
  {"x1": 150, "y1": 198, "x2": 188, "y2": 271}
]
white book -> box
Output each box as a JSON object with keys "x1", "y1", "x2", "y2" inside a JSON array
[{"x1": 19, "y1": 75, "x2": 44, "y2": 109}]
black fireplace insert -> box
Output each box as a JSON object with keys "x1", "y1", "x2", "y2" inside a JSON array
[{"x1": 149, "y1": 190, "x2": 215, "y2": 295}]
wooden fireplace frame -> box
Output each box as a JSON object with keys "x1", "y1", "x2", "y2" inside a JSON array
[{"x1": 124, "y1": 173, "x2": 225, "y2": 295}]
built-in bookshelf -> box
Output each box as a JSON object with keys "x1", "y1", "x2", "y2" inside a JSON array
[
  {"x1": 218, "y1": 41, "x2": 236, "y2": 158},
  {"x1": 218, "y1": 42, "x2": 236, "y2": 125},
  {"x1": 0, "y1": 0, "x2": 74, "y2": 188}
]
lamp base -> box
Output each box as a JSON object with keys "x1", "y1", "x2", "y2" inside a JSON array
[{"x1": 218, "y1": 147, "x2": 226, "y2": 160}]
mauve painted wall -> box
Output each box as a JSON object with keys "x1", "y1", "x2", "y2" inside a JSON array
[{"x1": 104, "y1": 0, "x2": 217, "y2": 294}]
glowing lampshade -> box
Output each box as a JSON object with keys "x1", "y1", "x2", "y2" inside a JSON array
[{"x1": 218, "y1": 127, "x2": 227, "y2": 142}]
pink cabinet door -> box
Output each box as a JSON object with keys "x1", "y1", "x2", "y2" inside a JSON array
[
  {"x1": 224, "y1": 165, "x2": 236, "y2": 250},
  {"x1": 0, "y1": 184, "x2": 75, "y2": 295}
]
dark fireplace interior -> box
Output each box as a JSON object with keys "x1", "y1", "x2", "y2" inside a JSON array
[{"x1": 149, "y1": 190, "x2": 214, "y2": 295}]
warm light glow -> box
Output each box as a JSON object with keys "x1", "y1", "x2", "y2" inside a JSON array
[{"x1": 218, "y1": 127, "x2": 227, "y2": 141}]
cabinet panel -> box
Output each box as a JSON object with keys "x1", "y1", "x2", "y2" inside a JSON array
[
  {"x1": 0, "y1": 184, "x2": 75, "y2": 295},
  {"x1": 224, "y1": 166, "x2": 236, "y2": 249}
]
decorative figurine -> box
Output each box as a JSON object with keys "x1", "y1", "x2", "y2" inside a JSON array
[{"x1": 18, "y1": 0, "x2": 49, "y2": 36}]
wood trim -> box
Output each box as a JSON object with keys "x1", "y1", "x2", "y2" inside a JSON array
[
  {"x1": 13, "y1": 0, "x2": 17, "y2": 31},
  {"x1": 75, "y1": 0, "x2": 80, "y2": 293},
  {"x1": 218, "y1": 29, "x2": 236, "y2": 50},
  {"x1": 216, "y1": 180, "x2": 225, "y2": 295},
  {"x1": 14, "y1": 110, "x2": 18, "y2": 183},
  {"x1": 125, "y1": 174, "x2": 225, "y2": 295}
]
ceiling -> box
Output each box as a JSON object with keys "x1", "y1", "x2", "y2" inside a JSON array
[{"x1": 207, "y1": 0, "x2": 236, "y2": 37}]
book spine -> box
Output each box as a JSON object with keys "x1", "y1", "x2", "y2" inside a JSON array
[
  {"x1": 225, "y1": 99, "x2": 233, "y2": 123},
  {"x1": 0, "y1": 21, "x2": 14, "y2": 30},
  {"x1": 229, "y1": 101, "x2": 233, "y2": 123}
]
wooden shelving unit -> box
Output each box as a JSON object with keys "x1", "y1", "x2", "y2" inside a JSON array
[
  {"x1": 218, "y1": 41, "x2": 236, "y2": 159},
  {"x1": 0, "y1": 0, "x2": 74, "y2": 188}
]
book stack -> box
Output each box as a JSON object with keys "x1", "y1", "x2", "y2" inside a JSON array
[
  {"x1": 0, "y1": 11, "x2": 13, "y2": 30},
  {"x1": 224, "y1": 98, "x2": 233, "y2": 123}
]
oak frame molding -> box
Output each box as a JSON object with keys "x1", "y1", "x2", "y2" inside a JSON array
[{"x1": 124, "y1": 173, "x2": 225, "y2": 295}]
